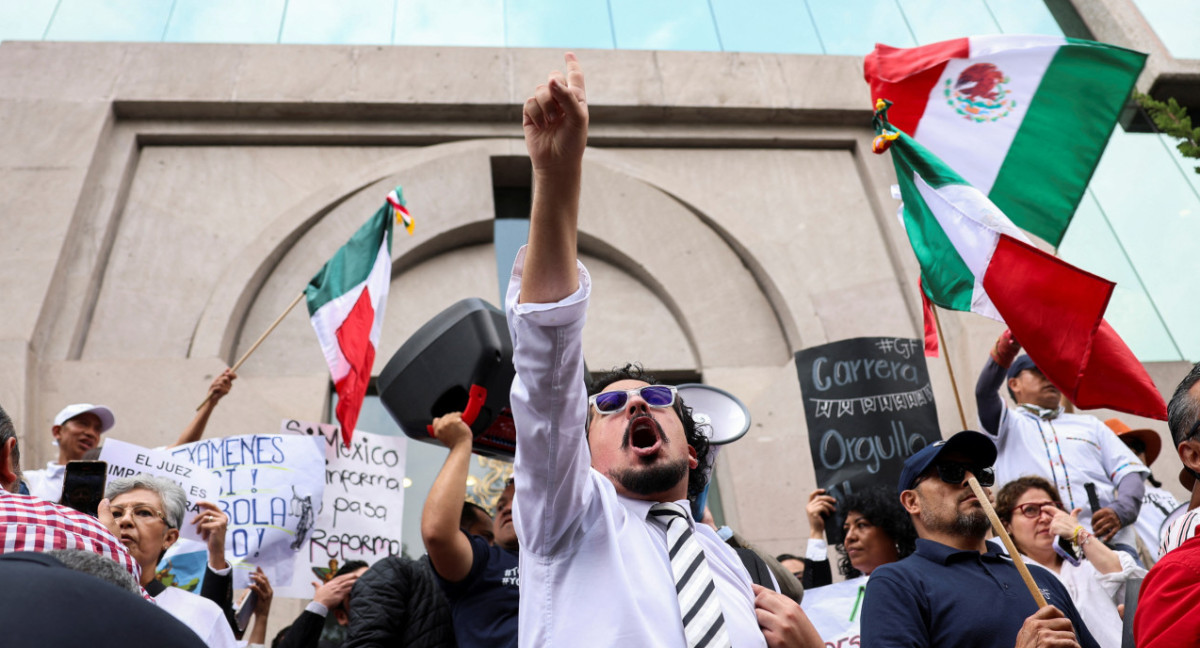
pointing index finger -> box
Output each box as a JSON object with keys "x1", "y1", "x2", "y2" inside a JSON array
[{"x1": 565, "y1": 52, "x2": 585, "y2": 97}]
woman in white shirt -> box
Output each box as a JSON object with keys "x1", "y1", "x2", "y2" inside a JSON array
[{"x1": 996, "y1": 475, "x2": 1145, "y2": 648}]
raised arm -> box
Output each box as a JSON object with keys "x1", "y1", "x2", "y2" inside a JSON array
[
  {"x1": 171, "y1": 369, "x2": 235, "y2": 448},
  {"x1": 519, "y1": 52, "x2": 589, "y2": 305},
  {"x1": 976, "y1": 330, "x2": 1019, "y2": 436},
  {"x1": 420, "y1": 412, "x2": 476, "y2": 583}
]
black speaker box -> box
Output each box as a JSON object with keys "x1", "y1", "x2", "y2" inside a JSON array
[{"x1": 377, "y1": 298, "x2": 516, "y2": 459}]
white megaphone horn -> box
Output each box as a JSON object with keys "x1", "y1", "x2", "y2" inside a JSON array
[{"x1": 677, "y1": 384, "x2": 751, "y2": 445}]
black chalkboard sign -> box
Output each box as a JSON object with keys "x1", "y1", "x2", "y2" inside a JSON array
[{"x1": 795, "y1": 337, "x2": 942, "y2": 545}]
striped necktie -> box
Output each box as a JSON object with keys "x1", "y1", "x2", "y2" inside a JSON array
[{"x1": 648, "y1": 502, "x2": 732, "y2": 648}]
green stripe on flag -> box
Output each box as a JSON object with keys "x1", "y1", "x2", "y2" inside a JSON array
[
  {"x1": 306, "y1": 205, "x2": 394, "y2": 315},
  {"x1": 990, "y1": 41, "x2": 1146, "y2": 247},
  {"x1": 891, "y1": 133, "x2": 976, "y2": 312}
]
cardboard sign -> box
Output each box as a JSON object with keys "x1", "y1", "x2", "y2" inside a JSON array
[
  {"x1": 795, "y1": 337, "x2": 941, "y2": 544},
  {"x1": 170, "y1": 434, "x2": 326, "y2": 589},
  {"x1": 802, "y1": 576, "x2": 869, "y2": 647},
  {"x1": 275, "y1": 419, "x2": 408, "y2": 599},
  {"x1": 99, "y1": 438, "x2": 221, "y2": 543}
]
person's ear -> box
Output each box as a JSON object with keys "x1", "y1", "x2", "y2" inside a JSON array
[
  {"x1": 899, "y1": 489, "x2": 921, "y2": 515},
  {"x1": 1006, "y1": 377, "x2": 1021, "y2": 397},
  {"x1": 687, "y1": 444, "x2": 698, "y2": 470},
  {"x1": 51, "y1": 425, "x2": 63, "y2": 442},
  {"x1": 0, "y1": 437, "x2": 19, "y2": 492},
  {"x1": 163, "y1": 526, "x2": 180, "y2": 551},
  {"x1": 1179, "y1": 440, "x2": 1200, "y2": 473}
]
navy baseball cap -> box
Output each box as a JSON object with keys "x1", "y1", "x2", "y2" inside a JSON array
[
  {"x1": 1005, "y1": 355, "x2": 1037, "y2": 380},
  {"x1": 898, "y1": 430, "x2": 997, "y2": 492}
]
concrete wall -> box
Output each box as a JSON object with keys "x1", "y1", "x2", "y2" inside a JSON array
[{"x1": 1, "y1": 41, "x2": 1191, "y2": 617}]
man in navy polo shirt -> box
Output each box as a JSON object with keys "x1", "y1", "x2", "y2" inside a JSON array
[
  {"x1": 422, "y1": 412, "x2": 518, "y2": 648},
  {"x1": 861, "y1": 430, "x2": 1098, "y2": 648}
]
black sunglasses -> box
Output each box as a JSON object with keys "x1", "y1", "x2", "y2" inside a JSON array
[{"x1": 925, "y1": 461, "x2": 995, "y2": 488}]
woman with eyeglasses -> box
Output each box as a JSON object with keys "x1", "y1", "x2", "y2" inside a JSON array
[{"x1": 996, "y1": 476, "x2": 1146, "y2": 648}]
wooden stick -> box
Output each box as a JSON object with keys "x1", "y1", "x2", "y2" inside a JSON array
[
  {"x1": 967, "y1": 475, "x2": 1047, "y2": 607},
  {"x1": 931, "y1": 305, "x2": 968, "y2": 429},
  {"x1": 196, "y1": 291, "x2": 307, "y2": 411}
]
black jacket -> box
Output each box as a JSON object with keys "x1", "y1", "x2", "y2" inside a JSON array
[{"x1": 343, "y1": 555, "x2": 456, "y2": 648}]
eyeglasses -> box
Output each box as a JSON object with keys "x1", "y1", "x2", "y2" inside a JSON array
[
  {"x1": 922, "y1": 461, "x2": 995, "y2": 488},
  {"x1": 588, "y1": 385, "x2": 677, "y2": 415},
  {"x1": 1013, "y1": 501, "x2": 1065, "y2": 519},
  {"x1": 110, "y1": 504, "x2": 169, "y2": 526}
]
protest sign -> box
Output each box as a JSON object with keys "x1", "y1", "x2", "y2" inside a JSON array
[
  {"x1": 795, "y1": 337, "x2": 941, "y2": 544},
  {"x1": 275, "y1": 418, "x2": 408, "y2": 599},
  {"x1": 801, "y1": 576, "x2": 868, "y2": 647},
  {"x1": 170, "y1": 434, "x2": 325, "y2": 589},
  {"x1": 99, "y1": 438, "x2": 221, "y2": 543}
]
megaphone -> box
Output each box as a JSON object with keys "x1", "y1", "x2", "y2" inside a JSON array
[{"x1": 677, "y1": 383, "x2": 751, "y2": 445}]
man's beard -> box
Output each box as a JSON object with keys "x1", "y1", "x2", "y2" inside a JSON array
[
  {"x1": 609, "y1": 457, "x2": 689, "y2": 497},
  {"x1": 919, "y1": 493, "x2": 991, "y2": 538}
]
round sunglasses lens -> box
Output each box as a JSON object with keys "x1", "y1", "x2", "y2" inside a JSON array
[
  {"x1": 594, "y1": 391, "x2": 627, "y2": 412},
  {"x1": 641, "y1": 386, "x2": 674, "y2": 407},
  {"x1": 977, "y1": 468, "x2": 995, "y2": 487}
]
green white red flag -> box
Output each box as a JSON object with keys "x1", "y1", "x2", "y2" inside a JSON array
[
  {"x1": 306, "y1": 187, "x2": 410, "y2": 446},
  {"x1": 877, "y1": 113, "x2": 1166, "y2": 420},
  {"x1": 864, "y1": 35, "x2": 1145, "y2": 247}
]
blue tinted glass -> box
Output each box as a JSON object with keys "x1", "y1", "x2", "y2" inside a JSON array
[
  {"x1": 1133, "y1": 0, "x2": 1200, "y2": 59},
  {"x1": 395, "y1": 0, "x2": 504, "y2": 47},
  {"x1": 164, "y1": 0, "x2": 286, "y2": 43},
  {"x1": 897, "y1": 0, "x2": 1000, "y2": 45},
  {"x1": 710, "y1": 0, "x2": 823, "y2": 54},
  {"x1": 609, "y1": 0, "x2": 721, "y2": 51},
  {"x1": 809, "y1": 0, "x2": 916, "y2": 56},
  {"x1": 506, "y1": 0, "x2": 612, "y2": 49},
  {"x1": 1059, "y1": 191, "x2": 1184, "y2": 362},
  {"x1": 280, "y1": 0, "x2": 394, "y2": 45},
  {"x1": 1063, "y1": 128, "x2": 1200, "y2": 361},
  {"x1": 45, "y1": 0, "x2": 173, "y2": 41},
  {"x1": 0, "y1": 0, "x2": 57, "y2": 41},
  {"x1": 983, "y1": 0, "x2": 1062, "y2": 36}
]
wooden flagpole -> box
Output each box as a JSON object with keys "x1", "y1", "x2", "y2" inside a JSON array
[
  {"x1": 196, "y1": 291, "x2": 307, "y2": 411},
  {"x1": 930, "y1": 304, "x2": 1048, "y2": 608}
]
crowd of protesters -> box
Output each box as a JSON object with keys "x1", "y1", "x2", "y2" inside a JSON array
[{"x1": 2, "y1": 53, "x2": 1198, "y2": 648}]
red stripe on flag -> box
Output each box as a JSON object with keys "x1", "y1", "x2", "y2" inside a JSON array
[
  {"x1": 864, "y1": 38, "x2": 970, "y2": 135},
  {"x1": 982, "y1": 235, "x2": 1166, "y2": 420},
  {"x1": 919, "y1": 278, "x2": 939, "y2": 358},
  {"x1": 333, "y1": 287, "x2": 378, "y2": 447}
]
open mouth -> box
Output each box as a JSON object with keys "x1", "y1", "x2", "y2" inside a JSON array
[{"x1": 626, "y1": 415, "x2": 664, "y2": 457}]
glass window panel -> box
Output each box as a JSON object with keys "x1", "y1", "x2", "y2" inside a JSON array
[
  {"x1": 710, "y1": 0, "x2": 823, "y2": 54},
  {"x1": 505, "y1": 0, "x2": 612, "y2": 49},
  {"x1": 897, "y1": 0, "x2": 1000, "y2": 45},
  {"x1": 394, "y1": 0, "x2": 504, "y2": 47},
  {"x1": 1076, "y1": 128, "x2": 1200, "y2": 361},
  {"x1": 1058, "y1": 192, "x2": 1183, "y2": 362},
  {"x1": 280, "y1": 0, "x2": 394, "y2": 45},
  {"x1": 1132, "y1": 0, "x2": 1200, "y2": 60},
  {"x1": 164, "y1": 0, "x2": 286, "y2": 44},
  {"x1": 44, "y1": 0, "x2": 174, "y2": 42},
  {"x1": 983, "y1": 0, "x2": 1062, "y2": 36},
  {"x1": 609, "y1": 0, "x2": 721, "y2": 52},
  {"x1": 0, "y1": 0, "x2": 58, "y2": 41},
  {"x1": 808, "y1": 0, "x2": 916, "y2": 56}
]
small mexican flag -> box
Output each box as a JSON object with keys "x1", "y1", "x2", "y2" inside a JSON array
[
  {"x1": 864, "y1": 35, "x2": 1145, "y2": 247},
  {"x1": 306, "y1": 188, "x2": 409, "y2": 447},
  {"x1": 880, "y1": 115, "x2": 1166, "y2": 420}
]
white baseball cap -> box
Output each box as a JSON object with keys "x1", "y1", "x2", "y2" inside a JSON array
[{"x1": 53, "y1": 403, "x2": 115, "y2": 433}]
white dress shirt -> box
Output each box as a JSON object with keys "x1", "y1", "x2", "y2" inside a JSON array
[
  {"x1": 506, "y1": 247, "x2": 766, "y2": 648},
  {"x1": 155, "y1": 584, "x2": 238, "y2": 648},
  {"x1": 992, "y1": 407, "x2": 1148, "y2": 546},
  {"x1": 1017, "y1": 549, "x2": 1144, "y2": 648},
  {"x1": 23, "y1": 461, "x2": 66, "y2": 502}
]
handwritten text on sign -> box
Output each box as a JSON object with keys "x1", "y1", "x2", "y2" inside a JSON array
[
  {"x1": 171, "y1": 434, "x2": 326, "y2": 589},
  {"x1": 275, "y1": 419, "x2": 407, "y2": 599},
  {"x1": 98, "y1": 438, "x2": 221, "y2": 543}
]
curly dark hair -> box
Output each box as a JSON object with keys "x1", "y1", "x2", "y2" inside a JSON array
[
  {"x1": 835, "y1": 486, "x2": 917, "y2": 578},
  {"x1": 587, "y1": 363, "x2": 713, "y2": 500}
]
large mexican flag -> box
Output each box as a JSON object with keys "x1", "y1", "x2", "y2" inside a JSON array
[
  {"x1": 306, "y1": 188, "x2": 407, "y2": 446},
  {"x1": 886, "y1": 128, "x2": 1166, "y2": 420},
  {"x1": 865, "y1": 35, "x2": 1145, "y2": 246}
]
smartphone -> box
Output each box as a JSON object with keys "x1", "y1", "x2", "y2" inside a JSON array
[
  {"x1": 60, "y1": 460, "x2": 107, "y2": 517},
  {"x1": 234, "y1": 588, "x2": 258, "y2": 633},
  {"x1": 1054, "y1": 535, "x2": 1082, "y2": 567}
]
